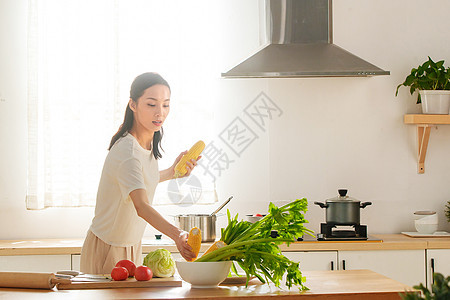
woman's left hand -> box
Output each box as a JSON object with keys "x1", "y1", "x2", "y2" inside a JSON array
[
  {"x1": 171, "y1": 151, "x2": 201, "y2": 178},
  {"x1": 159, "y1": 151, "x2": 202, "y2": 182}
]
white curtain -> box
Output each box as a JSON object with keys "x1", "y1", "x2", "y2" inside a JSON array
[{"x1": 27, "y1": 0, "x2": 218, "y2": 209}]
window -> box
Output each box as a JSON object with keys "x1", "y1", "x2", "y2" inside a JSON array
[{"x1": 27, "y1": 0, "x2": 220, "y2": 209}]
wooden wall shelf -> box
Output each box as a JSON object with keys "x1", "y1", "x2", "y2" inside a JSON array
[{"x1": 404, "y1": 114, "x2": 450, "y2": 173}]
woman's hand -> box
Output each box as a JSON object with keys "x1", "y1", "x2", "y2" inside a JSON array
[
  {"x1": 130, "y1": 190, "x2": 196, "y2": 261},
  {"x1": 173, "y1": 151, "x2": 201, "y2": 178},
  {"x1": 175, "y1": 230, "x2": 196, "y2": 261},
  {"x1": 160, "y1": 151, "x2": 202, "y2": 182}
]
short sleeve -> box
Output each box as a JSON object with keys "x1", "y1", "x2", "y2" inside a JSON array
[{"x1": 117, "y1": 158, "x2": 147, "y2": 197}]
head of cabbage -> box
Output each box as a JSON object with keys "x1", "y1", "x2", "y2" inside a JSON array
[{"x1": 143, "y1": 248, "x2": 176, "y2": 277}]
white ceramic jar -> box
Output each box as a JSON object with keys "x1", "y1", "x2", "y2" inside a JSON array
[{"x1": 414, "y1": 211, "x2": 438, "y2": 234}]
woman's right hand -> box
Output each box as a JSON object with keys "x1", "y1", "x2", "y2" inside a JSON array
[
  {"x1": 128, "y1": 189, "x2": 197, "y2": 261},
  {"x1": 174, "y1": 230, "x2": 196, "y2": 261}
]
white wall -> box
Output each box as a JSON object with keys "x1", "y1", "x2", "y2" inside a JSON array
[{"x1": 0, "y1": 0, "x2": 449, "y2": 240}]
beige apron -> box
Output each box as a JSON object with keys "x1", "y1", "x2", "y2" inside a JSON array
[{"x1": 80, "y1": 230, "x2": 143, "y2": 274}]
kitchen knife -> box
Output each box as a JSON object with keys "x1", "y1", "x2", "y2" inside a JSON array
[
  {"x1": 70, "y1": 276, "x2": 111, "y2": 282},
  {"x1": 56, "y1": 270, "x2": 111, "y2": 282}
]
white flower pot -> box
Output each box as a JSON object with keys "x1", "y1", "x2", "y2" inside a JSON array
[{"x1": 419, "y1": 90, "x2": 450, "y2": 114}]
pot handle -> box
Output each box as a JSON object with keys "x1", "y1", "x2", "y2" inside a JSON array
[
  {"x1": 314, "y1": 201, "x2": 328, "y2": 208},
  {"x1": 360, "y1": 202, "x2": 372, "y2": 208}
]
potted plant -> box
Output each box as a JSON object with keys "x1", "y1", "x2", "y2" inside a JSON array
[
  {"x1": 400, "y1": 272, "x2": 449, "y2": 300},
  {"x1": 396, "y1": 56, "x2": 450, "y2": 114}
]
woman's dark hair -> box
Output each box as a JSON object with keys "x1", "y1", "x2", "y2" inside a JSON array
[{"x1": 108, "y1": 72, "x2": 170, "y2": 159}]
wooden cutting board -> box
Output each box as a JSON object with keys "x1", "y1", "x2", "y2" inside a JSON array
[{"x1": 57, "y1": 276, "x2": 182, "y2": 290}]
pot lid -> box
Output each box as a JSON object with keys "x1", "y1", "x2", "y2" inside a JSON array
[{"x1": 326, "y1": 189, "x2": 360, "y2": 202}]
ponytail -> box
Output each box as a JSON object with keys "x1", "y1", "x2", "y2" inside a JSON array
[{"x1": 108, "y1": 104, "x2": 133, "y2": 150}]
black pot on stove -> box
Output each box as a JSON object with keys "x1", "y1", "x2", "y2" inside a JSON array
[{"x1": 314, "y1": 189, "x2": 372, "y2": 225}]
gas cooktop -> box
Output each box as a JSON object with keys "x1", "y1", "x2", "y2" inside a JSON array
[
  {"x1": 294, "y1": 223, "x2": 382, "y2": 242},
  {"x1": 297, "y1": 234, "x2": 382, "y2": 242}
]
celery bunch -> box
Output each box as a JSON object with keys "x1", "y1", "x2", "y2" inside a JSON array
[{"x1": 195, "y1": 198, "x2": 314, "y2": 290}]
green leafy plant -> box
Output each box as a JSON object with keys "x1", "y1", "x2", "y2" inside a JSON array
[
  {"x1": 446, "y1": 200, "x2": 450, "y2": 223},
  {"x1": 195, "y1": 198, "x2": 314, "y2": 290},
  {"x1": 400, "y1": 272, "x2": 449, "y2": 300},
  {"x1": 395, "y1": 57, "x2": 450, "y2": 103}
]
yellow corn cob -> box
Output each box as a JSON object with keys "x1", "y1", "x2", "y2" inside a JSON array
[
  {"x1": 200, "y1": 240, "x2": 227, "y2": 258},
  {"x1": 174, "y1": 140, "x2": 205, "y2": 178},
  {"x1": 187, "y1": 227, "x2": 202, "y2": 261}
]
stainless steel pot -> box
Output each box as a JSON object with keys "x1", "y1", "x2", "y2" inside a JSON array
[
  {"x1": 174, "y1": 214, "x2": 216, "y2": 242},
  {"x1": 173, "y1": 196, "x2": 233, "y2": 242},
  {"x1": 314, "y1": 189, "x2": 372, "y2": 225}
]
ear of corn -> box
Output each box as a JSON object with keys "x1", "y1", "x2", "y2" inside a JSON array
[
  {"x1": 174, "y1": 140, "x2": 205, "y2": 178},
  {"x1": 199, "y1": 240, "x2": 227, "y2": 258},
  {"x1": 187, "y1": 227, "x2": 202, "y2": 261}
]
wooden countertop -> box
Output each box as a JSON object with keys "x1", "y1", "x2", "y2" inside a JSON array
[
  {"x1": 0, "y1": 234, "x2": 448, "y2": 256},
  {"x1": 0, "y1": 269, "x2": 414, "y2": 299}
]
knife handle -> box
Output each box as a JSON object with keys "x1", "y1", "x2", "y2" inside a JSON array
[{"x1": 57, "y1": 270, "x2": 82, "y2": 276}]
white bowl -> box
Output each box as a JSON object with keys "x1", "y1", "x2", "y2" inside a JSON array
[{"x1": 176, "y1": 260, "x2": 232, "y2": 288}]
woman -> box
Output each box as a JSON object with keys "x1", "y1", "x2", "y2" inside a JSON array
[{"x1": 80, "y1": 72, "x2": 197, "y2": 274}]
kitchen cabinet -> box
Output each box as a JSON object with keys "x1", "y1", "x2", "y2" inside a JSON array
[
  {"x1": 172, "y1": 252, "x2": 337, "y2": 273},
  {"x1": 404, "y1": 114, "x2": 450, "y2": 173},
  {"x1": 72, "y1": 254, "x2": 81, "y2": 271},
  {"x1": 0, "y1": 255, "x2": 71, "y2": 272},
  {"x1": 338, "y1": 250, "x2": 425, "y2": 287},
  {"x1": 172, "y1": 251, "x2": 337, "y2": 274},
  {"x1": 169, "y1": 253, "x2": 182, "y2": 261},
  {"x1": 426, "y1": 249, "x2": 450, "y2": 289},
  {"x1": 176, "y1": 251, "x2": 338, "y2": 273},
  {"x1": 282, "y1": 251, "x2": 338, "y2": 271}
]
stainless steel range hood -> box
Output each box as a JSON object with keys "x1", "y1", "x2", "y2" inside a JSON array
[{"x1": 222, "y1": 0, "x2": 390, "y2": 78}]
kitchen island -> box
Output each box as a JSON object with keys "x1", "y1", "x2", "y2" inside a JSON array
[{"x1": 0, "y1": 269, "x2": 413, "y2": 299}]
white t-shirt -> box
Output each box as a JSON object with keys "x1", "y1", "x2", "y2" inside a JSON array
[{"x1": 89, "y1": 133, "x2": 160, "y2": 247}]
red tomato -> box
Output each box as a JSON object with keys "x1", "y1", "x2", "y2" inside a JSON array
[
  {"x1": 115, "y1": 259, "x2": 136, "y2": 277},
  {"x1": 134, "y1": 266, "x2": 153, "y2": 281},
  {"x1": 111, "y1": 266, "x2": 129, "y2": 281}
]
